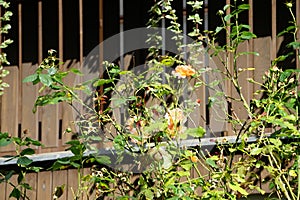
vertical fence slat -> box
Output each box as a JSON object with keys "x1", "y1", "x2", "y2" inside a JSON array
[
  {"x1": 37, "y1": 171, "x2": 52, "y2": 199},
  {"x1": 67, "y1": 169, "x2": 79, "y2": 199},
  {"x1": 38, "y1": 0, "x2": 43, "y2": 64},
  {"x1": 5, "y1": 174, "x2": 17, "y2": 198},
  {"x1": 83, "y1": 168, "x2": 95, "y2": 200},
  {"x1": 1, "y1": 66, "x2": 19, "y2": 152},
  {"x1": 41, "y1": 104, "x2": 59, "y2": 148},
  {"x1": 52, "y1": 170, "x2": 68, "y2": 200},
  {"x1": 253, "y1": 37, "x2": 271, "y2": 92},
  {"x1": 210, "y1": 53, "x2": 227, "y2": 135},
  {"x1": 58, "y1": 0, "x2": 63, "y2": 60},
  {"x1": 0, "y1": 181, "x2": 6, "y2": 199},
  {"x1": 18, "y1": 2, "x2": 22, "y2": 69},
  {"x1": 233, "y1": 41, "x2": 250, "y2": 122},
  {"x1": 248, "y1": 0, "x2": 254, "y2": 102},
  {"x1": 62, "y1": 60, "x2": 79, "y2": 145},
  {"x1": 21, "y1": 63, "x2": 38, "y2": 141},
  {"x1": 271, "y1": 0, "x2": 277, "y2": 61},
  {"x1": 79, "y1": 0, "x2": 83, "y2": 64},
  {"x1": 26, "y1": 173, "x2": 38, "y2": 200}
]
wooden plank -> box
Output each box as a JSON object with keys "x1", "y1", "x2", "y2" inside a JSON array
[
  {"x1": 271, "y1": 0, "x2": 277, "y2": 62},
  {"x1": 41, "y1": 103, "x2": 59, "y2": 148},
  {"x1": 21, "y1": 63, "x2": 39, "y2": 142},
  {"x1": 37, "y1": 171, "x2": 52, "y2": 200},
  {"x1": 253, "y1": 37, "x2": 271, "y2": 93},
  {"x1": 5, "y1": 174, "x2": 17, "y2": 198},
  {"x1": 52, "y1": 170, "x2": 68, "y2": 200},
  {"x1": 62, "y1": 60, "x2": 78, "y2": 145},
  {"x1": 248, "y1": 0, "x2": 254, "y2": 101},
  {"x1": 79, "y1": 0, "x2": 83, "y2": 64},
  {"x1": 26, "y1": 173, "x2": 37, "y2": 200},
  {"x1": 233, "y1": 41, "x2": 250, "y2": 124},
  {"x1": 58, "y1": 0, "x2": 63, "y2": 60},
  {"x1": 18, "y1": 2, "x2": 22, "y2": 68},
  {"x1": 82, "y1": 168, "x2": 95, "y2": 200},
  {"x1": 0, "y1": 181, "x2": 6, "y2": 200},
  {"x1": 0, "y1": 66, "x2": 19, "y2": 152},
  {"x1": 210, "y1": 52, "x2": 228, "y2": 136},
  {"x1": 38, "y1": 0, "x2": 43, "y2": 64},
  {"x1": 67, "y1": 169, "x2": 79, "y2": 200}
]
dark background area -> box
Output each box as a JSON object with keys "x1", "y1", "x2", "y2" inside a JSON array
[{"x1": 4, "y1": 0, "x2": 296, "y2": 66}]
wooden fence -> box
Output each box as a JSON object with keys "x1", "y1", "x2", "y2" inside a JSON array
[
  {"x1": 0, "y1": 59, "x2": 79, "y2": 155},
  {"x1": 0, "y1": 168, "x2": 97, "y2": 200},
  {"x1": 0, "y1": 35, "x2": 298, "y2": 199},
  {"x1": 0, "y1": 35, "x2": 296, "y2": 155}
]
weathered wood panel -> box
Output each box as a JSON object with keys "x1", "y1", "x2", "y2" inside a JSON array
[
  {"x1": 52, "y1": 170, "x2": 68, "y2": 200},
  {"x1": 37, "y1": 171, "x2": 53, "y2": 199},
  {"x1": 1, "y1": 66, "x2": 19, "y2": 152},
  {"x1": 21, "y1": 63, "x2": 38, "y2": 141},
  {"x1": 26, "y1": 173, "x2": 38, "y2": 200},
  {"x1": 62, "y1": 60, "x2": 78, "y2": 146}
]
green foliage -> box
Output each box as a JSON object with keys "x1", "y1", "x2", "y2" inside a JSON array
[
  {"x1": 1, "y1": 0, "x2": 300, "y2": 199},
  {"x1": 0, "y1": 132, "x2": 42, "y2": 200}
]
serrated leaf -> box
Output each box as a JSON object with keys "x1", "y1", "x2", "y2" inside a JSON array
[
  {"x1": 39, "y1": 73, "x2": 53, "y2": 86},
  {"x1": 23, "y1": 73, "x2": 38, "y2": 83},
  {"x1": 17, "y1": 156, "x2": 33, "y2": 166},
  {"x1": 25, "y1": 137, "x2": 42, "y2": 146},
  {"x1": 20, "y1": 148, "x2": 35, "y2": 156}
]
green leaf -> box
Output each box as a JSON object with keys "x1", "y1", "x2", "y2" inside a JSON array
[
  {"x1": 17, "y1": 156, "x2": 33, "y2": 166},
  {"x1": 47, "y1": 67, "x2": 57, "y2": 75},
  {"x1": 5, "y1": 170, "x2": 14, "y2": 181},
  {"x1": 93, "y1": 79, "x2": 114, "y2": 87},
  {"x1": 240, "y1": 32, "x2": 256, "y2": 40},
  {"x1": 223, "y1": 4, "x2": 230, "y2": 11},
  {"x1": 238, "y1": 4, "x2": 250, "y2": 10},
  {"x1": 70, "y1": 68, "x2": 83, "y2": 75},
  {"x1": 228, "y1": 182, "x2": 248, "y2": 196},
  {"x1": 23, "y1": 73, "x2": 38, "y2": 83},
  {"x1": 95, "y1": 155, "x2": 111, "y2": 165},
  {"x1": 39, "y1": 73, "x2": 53, "y2": 86},
  {"x1": 9, "y1": 188, "x2": 21, "y2": 199},
  {"x1": 161, "y1": 57, "x2": 175, "y2": 67},
  {"x1": 250, "y1": 147, "x2": 262, "y2": 155},
  {"x1": 206, "y1": 157, "x2": 218, "y2": 168},
  {"x1": 215, "y1": 26, "x2": 223, "y2": 34},
  {"x1": 144, "y1": 189, "x2": 154, "y2": 199},
  {"x1": 224, "y1": 14, "x2": 232, "y2": 22},
  {"x1": 20, "y1": 148, "x2": 35, "y2": 156},
  {"x1": 287, "y1": 41, "x2": 300, "y2": 49},
  {"x1": 0, "y1": 137, "x2": 12, "y2": 146},
  {"x1": 186, "y1": 127, "x2": 205, "y2": 138},
  {"x1": 24, "y1": 137, "x2": 42, "y2": 146}
]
